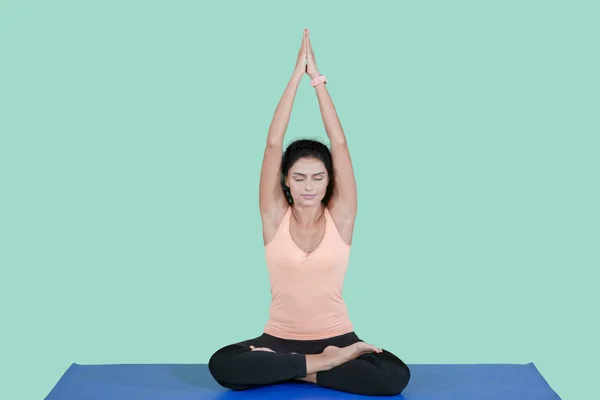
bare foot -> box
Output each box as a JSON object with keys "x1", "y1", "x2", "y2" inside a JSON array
[
  {"x1": 322, "y1": 342, "x2": 382, "y2": 368},
  {"x1": 296, "y1": 373, "x2": 317, "y2": 383}
]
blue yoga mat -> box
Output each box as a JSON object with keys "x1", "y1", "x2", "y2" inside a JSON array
[{"x1": 45, "y1": 362, "x2": 561, "y2": 399}]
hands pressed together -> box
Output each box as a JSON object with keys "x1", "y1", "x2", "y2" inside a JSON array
[{"x1": 295, "y1": 28, "x2": 321, "y2": 80}]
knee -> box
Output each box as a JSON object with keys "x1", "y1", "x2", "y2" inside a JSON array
[
  {"x1": 208, "y1": 345, "x2": 246, "y2": 390},
  {"x1": 376, "y1": 360, "x2": 411, "y2": 396},
  {"x1": 208, "y1": 347, "x2": 227, "y2": 383}
]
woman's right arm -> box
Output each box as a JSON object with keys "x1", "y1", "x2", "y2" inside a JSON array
[
  {"x1": 260, "y1": 30, "x2": 308, "y2": 244},
  {"x1": 259, "y1": 70, "x2": 303, "y2": 222}
]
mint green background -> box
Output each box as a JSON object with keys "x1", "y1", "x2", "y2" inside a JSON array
[{"x1": 1, "y1": 1, "x2": 598, "y2": 399}]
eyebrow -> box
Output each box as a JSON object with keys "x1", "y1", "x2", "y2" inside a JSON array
[{"x1": 292, "y1": 172, "x2": 325, "y2": 177}]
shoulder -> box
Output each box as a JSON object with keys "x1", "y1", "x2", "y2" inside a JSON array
[{"x1": 262, "y1": 205, "x2": 290, "y2": 246}]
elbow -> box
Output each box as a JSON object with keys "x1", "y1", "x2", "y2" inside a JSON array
[{"x1": 330, "y1": 138, "x2": 347, "y2": 147}]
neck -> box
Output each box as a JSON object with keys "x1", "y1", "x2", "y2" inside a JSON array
[{"x1": 291, "y1": 204, "x2": 325, "y2": 227}]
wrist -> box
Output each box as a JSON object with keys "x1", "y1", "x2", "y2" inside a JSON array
[
  {"x1": 292, "y1": 68, "x2": 305, "y2": 81},
  {"x1": 309, "y1": 71, "x2": 321, "y2": 80},
  {"x1": 309, "y1": 73, "x2": 327, "y2": 88}
]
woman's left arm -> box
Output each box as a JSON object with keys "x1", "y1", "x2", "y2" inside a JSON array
[
  {"x1": 313, "y1": 82, "x2": 357, "y2": 221},
  {"x1": 305, "y1": 29, "x2": 357, "y2": 222}
]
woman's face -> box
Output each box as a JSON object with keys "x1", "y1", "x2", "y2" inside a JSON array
[{"x1": 285, "y1": 157, "x2": 329, "y2": 206}]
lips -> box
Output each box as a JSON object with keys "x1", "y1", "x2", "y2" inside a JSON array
[{"x1": 302, "y1": 194, "x2": 316, "y2": 199}]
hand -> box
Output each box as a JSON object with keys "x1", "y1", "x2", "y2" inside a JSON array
[
  {"x1": 305, "y1": 29, "x2": 320, "y2": 79},
  {"x1": 294, "y1": 29, "x2": 308, "y2": 76},
  {"x1": 249, "y1": 345, "x2": 275, "y2": 352}
]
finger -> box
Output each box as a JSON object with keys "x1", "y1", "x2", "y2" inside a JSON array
[
  {"x1": 305, "y1": 38, "x2": 308, "y2": 61},
  {"x1": 299, "y1": 30, "x2": 305, "y2": 53},
  {"x1": 305, "y1": 30, "x2": 309, "y2": 50},
  {"x1": 307, "y1": 38, "x2": 314, "y2": 56},
  {"x1": 254, "y1": 347, "x2": 275, "y2": 352}
]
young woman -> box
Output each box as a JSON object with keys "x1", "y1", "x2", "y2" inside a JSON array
[{"x1": 208, "y1": 29, "x2": 410, "y2": 397}]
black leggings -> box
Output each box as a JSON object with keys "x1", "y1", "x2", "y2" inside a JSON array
[{"x1": 208, "y1": 331, "x2": 410, "y2": 396}]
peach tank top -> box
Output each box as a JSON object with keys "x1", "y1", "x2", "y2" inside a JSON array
[{"x1": 263, "y1": 206, "x2": 354, "y2": 340}]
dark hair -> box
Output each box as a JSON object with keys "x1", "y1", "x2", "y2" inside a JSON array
[{"x1": 281, "y1": 139, "x2": 334, "y2": 205}]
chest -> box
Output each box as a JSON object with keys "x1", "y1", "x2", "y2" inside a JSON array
[{"x1": 289, "y1": 218, "x2": 326, "y2": 254}]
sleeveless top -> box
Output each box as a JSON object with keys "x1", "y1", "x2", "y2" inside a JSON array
[{"x1": 263, "y1": 206, "x2": 354, "y2": 340}]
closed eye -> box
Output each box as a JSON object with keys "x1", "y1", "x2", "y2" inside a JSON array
[
  {"x1": 292, "y1": 172, "x2": 325, "y2": 182},
  {"x1": 294, "y1": 177, "x2": 323, "y2": 181}
]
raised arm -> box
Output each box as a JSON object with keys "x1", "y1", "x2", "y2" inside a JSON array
[
  {"x1": 305, "y1": 30, "x2": 357, "y2": 237},
  {"x1": 259, "y1": 31, "x2": 307, "y2": 240}
]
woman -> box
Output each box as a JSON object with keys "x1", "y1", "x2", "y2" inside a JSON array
[{"x1": 208, "y1": 29, "x2": 410, "y2": 397}]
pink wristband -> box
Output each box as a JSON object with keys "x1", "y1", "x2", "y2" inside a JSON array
[{"x1": 311, "y1": 74, "x2": 327, "y2": 87}]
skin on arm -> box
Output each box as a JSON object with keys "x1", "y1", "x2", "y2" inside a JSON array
[
  {"x1": 259, "y1": 31, "x2": 308, "y2": 244},
  {"x1": 305, "y1": 29, "x2": 357, "y2": 245}
]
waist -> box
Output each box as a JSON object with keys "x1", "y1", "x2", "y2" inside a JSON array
[
  {"x1": 263, "y1": 324, "x2": 356, "y2": 341},
  {"x1": 264, "y1": 320, "x2": 354, "y2": 340},
  {"x1": 265, "y1": 295, "x2": 353, "y2": 340}
]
